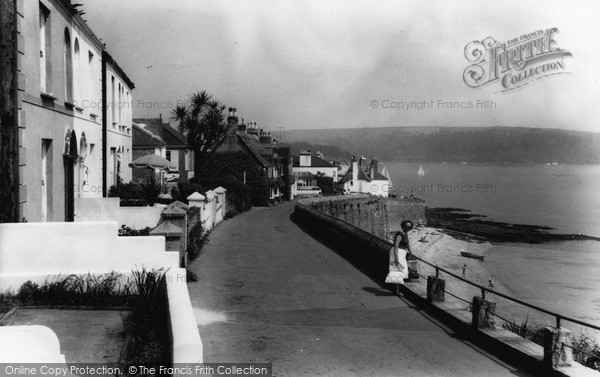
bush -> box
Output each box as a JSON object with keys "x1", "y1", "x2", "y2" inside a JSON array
[
  {"x1": 140, "y1": 177, "x2": 162, "y2": 206},
  {"x1": 108, "y1": 181, "x2": 143, "y2": 200},
  {"x1": 118, "y1": 225, "x2": 152, "y2": 237},
  {"x1": 193, "y1": 175, "x2": 252, "y2": 214},
  {"x1": 187, "y1": 218, "x2": 209, "y2": 262},
  {"x1": 174, "y1": 182, "x2": 206, "y2": 204}
]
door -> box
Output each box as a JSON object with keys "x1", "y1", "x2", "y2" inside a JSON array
[
  {"x1": 110, "y1": 148, "x2": 117, "y2": 186},
  {"x1": 41, "y1": 140, "x2": 50, "y2": 221},
  {"x1": 64, "y1": 132, "x2": 77, "y2": 222}
]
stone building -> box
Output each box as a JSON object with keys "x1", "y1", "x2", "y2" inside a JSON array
[{"x1": 0, "y1": 0, "x2": 134, "y2": 222}]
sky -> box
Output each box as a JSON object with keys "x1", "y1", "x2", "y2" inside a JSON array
[{"x1": 79, "y1": 0, "x2": 600, "y2": 134}]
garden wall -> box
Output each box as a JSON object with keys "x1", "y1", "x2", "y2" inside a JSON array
[
  {"x1": 74, "y1": 197, "x2": 164, "y2": 229},
  {"x1": 0, "y1": 221, "x2": 179, "y2": 291},
  {"x1": 302, "y1": 195, "x2": 426, "y2": 241}
]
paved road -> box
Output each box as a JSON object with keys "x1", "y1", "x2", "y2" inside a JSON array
[{"x1": 188, "y1": 202, "x2": 529, "y2": 376}]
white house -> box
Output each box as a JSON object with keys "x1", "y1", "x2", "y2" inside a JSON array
[
  {"x1": 338, "y1": 156, "x2": 390, "y2": 197},
  {"x1": 292, "y1": 150, "x2": 338, "y2": 181}
]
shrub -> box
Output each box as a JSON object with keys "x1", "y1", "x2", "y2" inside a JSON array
[
  {"x1": 140, "y1": 177, "x2": 162, "y2": 206},
  {"x1": 108, "y1": 181, "x2": 143, "y2": 200},
  {"x1": 118, "y1": 225, "x2": 152, "y2": 237},
  {"x1": 174, "y1": 182, "x2": 205, "y2": 204},
  {"x1": 572, "y1": 331, "x2": 600, "y2": 370},
  {"x1": 187, "y1": 219, "x2": 209, "y2": 262}
]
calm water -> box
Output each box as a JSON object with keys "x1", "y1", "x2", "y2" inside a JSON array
[{"x1": 384, "y1": 162, "x2": 600, "y2": 326}]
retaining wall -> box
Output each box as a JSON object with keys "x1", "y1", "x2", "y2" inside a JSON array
[
  {"x1": 0, "y1": 221, "x2": 179, "y2": 291},
  {"x1": 302, "y1": 195, "x2": 425, "y2": 240},
  {"x1": 293, "y1": 202, "x2": 598, "y2": 377},
  {"x1": 74, "y1": 197, "x2": 163, "y2": 229}
]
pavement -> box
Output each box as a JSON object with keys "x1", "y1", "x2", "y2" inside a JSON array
[
  {"x1": 188, "y1": 201, "x2": 532, "y2": 376},
  {"x1": 5, "y1": 308, "x2": 126, "y2": 363}
]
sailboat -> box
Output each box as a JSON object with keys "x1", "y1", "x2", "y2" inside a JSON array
[
  {"x1": 417, "y1": 165, "x2": 425, "y2": 177},
  {"x1": 381, "y1": 165, "x2": 392, "y2": 186}
]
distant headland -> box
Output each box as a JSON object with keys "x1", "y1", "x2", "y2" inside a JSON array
[{"x1": 284, "y1": 126, "x2": 600, "y2": 164}]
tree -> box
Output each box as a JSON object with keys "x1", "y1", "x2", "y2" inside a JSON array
[{"x1": 171, "y1": 91, "x2": 231, "y2": 177}]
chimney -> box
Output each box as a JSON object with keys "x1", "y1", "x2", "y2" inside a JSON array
[
  {"x1": 352, "y1": 158, "x2": 358, "y2": 188},
  {"x1": 299, "y1": 149, "x2": 312, "y2": 167},
  {"x1": 159, "y1": 113, "x2": 162, "y2": 122},
  {"x1": 227, "y1": 107, "x2": 238, "y2": 128},
  {"x1": 370, "y1": 157, "x2": 378, "y2": 179},
  {"x1": 259, "y1": 131, "x2": 273, "y2": 144},
  {"x1": 247, "y1": 122, "x2": 259, "y2": 137}
]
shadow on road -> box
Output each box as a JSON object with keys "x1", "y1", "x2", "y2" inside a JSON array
[{"x1": 361, "y1": 286, "x2": 396, "y2": 296}]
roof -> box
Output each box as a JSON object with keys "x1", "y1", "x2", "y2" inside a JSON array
[
  {"x1": 132, "y1": 123, "x2": 165, "y2": 147},
  {"x1": 133, "y1": 118, "x2": 188, "y2": 148},
  {"x1": 102, "y1": 51, "x2": 135, "y2": 89},
  {"x1": 338, "y1": 164, "x2": 372, "y2": 184},
  {"x1": 371, "y1": 171, "x2": 389, "y2": 181},
  {"x1": 292, "y1": 155, "x2": 335, "y2": 168},
  {"x1": 237, "y1": 133, "x2": 273, "y2": 168},
  {"x1": 293, "y1": 171, "x2": 318, "y2": 179}
]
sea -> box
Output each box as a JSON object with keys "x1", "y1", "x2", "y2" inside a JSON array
[{"x1": 384, "y1": 162, "x2": 600, "y2": 329}]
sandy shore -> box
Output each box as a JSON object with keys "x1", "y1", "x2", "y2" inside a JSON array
[
  {"x1": 407, "y1": 227, "x2": 512, "y2": 310},
  {"x1": 406, "y1": 226, "x2": 599, "y2": 342}
]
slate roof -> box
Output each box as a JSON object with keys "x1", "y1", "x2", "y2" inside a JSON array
[
  {"x1": 292, "y1": 155, "x2": 335, "y2": 168},
  {"x1": 133, "y1": 118, "x2": 188, "y2": 148},
  {"x1": 338, "y1": 164, "x2": 372, "y2": 184},
  {"x1": 132, "y1": 123, "x2": 165, "y2": 147},
  {"x1": 237, "y1": 133, "x2": 273, "y2": 168}
]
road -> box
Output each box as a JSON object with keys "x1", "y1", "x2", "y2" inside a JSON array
[{"x1": 188, "y1": 201, "x2": 530, "y2": 376}]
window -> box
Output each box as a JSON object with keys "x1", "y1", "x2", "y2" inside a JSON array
[
  {"x1": 39, "y1": 3, "x2": 51, "y2": 92},
  {"x1": 63, "y1": 28, "x2": 72, "y2": 101},
  {"x1": 166, "y1": 150, "x2": 171, "y2": 161},
  {"x1": 118, "y1": 83, "x2": 122, "y2": 124},
  {"x1": 73, "y1": 38, "x2": 80, "y2": 101},
  {"x1": 111, "y1": 76, "x2": 115, "y2": 123},
  {"x1": 88, "y1": 51, "x2": 94, "y2": 102}
]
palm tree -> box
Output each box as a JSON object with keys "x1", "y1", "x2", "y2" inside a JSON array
[{"x1": 171, "y1": 91, "x2": 231, "y2": 177}]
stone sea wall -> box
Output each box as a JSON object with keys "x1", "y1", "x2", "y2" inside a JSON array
[{"x1": 301, "y1": 195, "x2": 426, "y2": 241}]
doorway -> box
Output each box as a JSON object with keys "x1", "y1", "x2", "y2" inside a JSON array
[
  {"x1": 64, "y1": 131, "x2": 77, "y2": 222},
  {"x1": 41, "y1": 139, "x2": 52, "y2": 221}
]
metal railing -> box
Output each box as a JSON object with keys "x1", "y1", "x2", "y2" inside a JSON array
[{"x1": 409, "y1": 254, "x2": 600, "y2": 332}]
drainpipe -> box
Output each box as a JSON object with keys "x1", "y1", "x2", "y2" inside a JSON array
[{"x1": 101, "y1": 51, "x2": 108, "y2": 197}]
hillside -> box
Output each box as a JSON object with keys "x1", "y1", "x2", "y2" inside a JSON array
[{"x1": 282, "y1": 127, "x2": 600, "y2": 164}]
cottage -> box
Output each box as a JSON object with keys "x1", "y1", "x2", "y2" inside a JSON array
[{"x1": 338, "y1": 156, "x2": 391, "y2": 197}]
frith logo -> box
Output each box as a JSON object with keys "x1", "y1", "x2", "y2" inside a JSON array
[{"x1": 463, "y1": 28, "x2": 572, "y2": 92}]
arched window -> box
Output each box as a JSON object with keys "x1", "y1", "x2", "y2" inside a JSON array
[
  {"x1": 64, "y1": 28, "x2": 72, "y2": 102},
  {"x1": 118, "y1": 83, "x2": 122, "y2": 124},
  {"x1": 73, "y1": 38, "x2": 80, "y2": 101}
]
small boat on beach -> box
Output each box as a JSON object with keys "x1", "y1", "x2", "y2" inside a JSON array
[{"x1": 460, "y1": 251, "x2": 484, "y2": 260}]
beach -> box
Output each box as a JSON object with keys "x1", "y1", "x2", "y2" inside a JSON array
[
  {"x1": 408, "y1": 227, "x2": 600, "y2": 341},
  {"x1": 409, "y1": 226, "x2": 499, "y2": 285},
  {"x1": 407, "y1": 227, "x2": 548, "y2": 330}
]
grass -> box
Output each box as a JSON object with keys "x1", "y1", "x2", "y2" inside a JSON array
[
  {"x1": 119, "y1": 268, "x2": 170, "y2": 373},
  {"x1": 501, "y1": 316, "x2": 600, "y2": 370},
  {"x1": 1, "y1": 269, "x2": 170, "y2": 372}
]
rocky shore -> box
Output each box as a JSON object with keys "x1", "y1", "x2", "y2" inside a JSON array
[{"x1": 426, "y1": 207, "x2": 600, "y2": 244}]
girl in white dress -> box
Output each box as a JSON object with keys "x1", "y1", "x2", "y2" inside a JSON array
[{"x1": 387, "y1": 220, "x2": 414, "y2": 294}]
